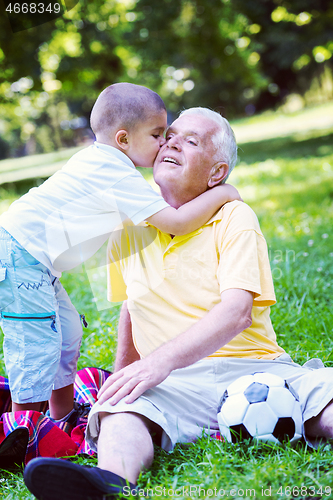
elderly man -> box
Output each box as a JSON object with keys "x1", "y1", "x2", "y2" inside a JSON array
[{"x1": 24, "y1": 108, "x2": 333, "y2": 500}]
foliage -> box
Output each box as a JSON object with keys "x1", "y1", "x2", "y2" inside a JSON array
[
  {"x1": 231, "y1": 0, "x2": 333, "y2": 110},
  {"x1": 0, "y1": 0, "x2": 333, "y2": 157},
  {"x1": 117, "y1": 0, "x2": 333, "y2": 117},
  {"x1": 123, "y1": 0, "x2": 266, "y2": 115},
  {"x1": 0, "y1": 0, "x2": 124, "y2": 156}
]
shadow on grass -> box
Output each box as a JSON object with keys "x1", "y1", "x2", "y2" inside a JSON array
[
  {"x1": 253, "y1": 175, "x2": 333, "y2": 213},
  {"x1": 283, "y1": 182, "x2": 333, "y2": 209},
  {"x1": 238, "y1": 131, "x2": 333, "y2": 164}
]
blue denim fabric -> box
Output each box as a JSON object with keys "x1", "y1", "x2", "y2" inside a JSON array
[{"x1": 0, "y1": 227, "x2": 82, "y2": 403}]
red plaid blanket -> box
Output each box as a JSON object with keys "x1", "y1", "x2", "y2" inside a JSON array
[{"x1": 0, "y1": 367, "x2": 111, "y2": 468}]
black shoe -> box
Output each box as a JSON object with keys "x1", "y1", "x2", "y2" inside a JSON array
[
  {"x1": 45, "y1": 400, "x2": 91, "y2": 427},
  {"x1": 24, "y1": 457, "x2": 136, "y2": 500},
  {"x1": 66, "y1": 400, "x2": 91, "y2": 426},
  {"x1": 0, "y1": 427, "x2": 29, "y2": 470}
]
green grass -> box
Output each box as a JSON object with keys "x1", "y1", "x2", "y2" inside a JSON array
[
  {"x1": 0, "y1": 105, "x2": 333, "y2": 499},
  {"x1": 0, "y1": 146, "x2": 83, "y2": 185},
  {"x1": 230, "y1": 123, "x2": 333, "y2": 371}
]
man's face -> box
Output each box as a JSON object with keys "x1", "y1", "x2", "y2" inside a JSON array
[
  {"x1": 127, "y1": 110, "x2": 167, "y2": 168},
  {"x1": 153, "y1": 114, "x2": 221, "y2": 206}
]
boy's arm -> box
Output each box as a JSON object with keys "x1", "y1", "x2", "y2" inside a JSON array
[{"x1": 146, "y1": 184, "x2": 241, "y2": 235}]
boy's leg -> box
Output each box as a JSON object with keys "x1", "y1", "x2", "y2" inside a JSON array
[
  {"x1": 49, "y1": 384, "x2": 74, "y2": 420},
  {"x1": 12, "y1": 401, "x2": 46, "y2": 412},
  {"x1": 12, "y1": 384, "x2": 74, "y2": 416},
  {"x1": 49, "y1": 278, "x2": 82, "y2": 420}
]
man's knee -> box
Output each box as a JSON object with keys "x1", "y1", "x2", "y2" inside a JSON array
[
  {"x1": 99, "y1": 411, "x2": 161, "y2": 440},
  {"x1": 305, "y1": 399, "x2": 333, "y2": 439}
]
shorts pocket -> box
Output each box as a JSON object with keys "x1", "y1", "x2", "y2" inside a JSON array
[
  {"x1": 0, "y1": 267, "x2": 14, "y2": 311},
  {"x1": 0, "y1": 311, "x2": 57, "y2": 332}
]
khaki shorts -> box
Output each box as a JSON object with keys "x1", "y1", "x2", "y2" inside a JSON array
[{"x1": 86, "y1": 354, "x2": 333, "y2": 451}]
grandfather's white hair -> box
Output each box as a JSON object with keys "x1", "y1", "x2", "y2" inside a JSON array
[{"x1": 179, "y1": 107, "x2": 238, "y2": 182}]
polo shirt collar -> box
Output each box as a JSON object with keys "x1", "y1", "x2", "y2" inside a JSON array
[
  {"x1": 206, "y1": 206, "x2": 224, "y2": 225},
  {"x1": 170, "y1": 209, "x2": 224, "y2": 245},
  {"x1": 94, "y1": 141, "x2": 135, "y2": 169},
  {"x1": 145, "y1": 205, "x2": 225, "y2": 244}
]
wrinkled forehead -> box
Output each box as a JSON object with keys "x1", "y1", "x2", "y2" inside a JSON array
[{"x1": 168, "y1": 114, "x2": 219, "y2": 144}]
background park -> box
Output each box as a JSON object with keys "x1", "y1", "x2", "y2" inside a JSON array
[{"x1": 0, "y1": 0, "x2": 333, "y2": 498}]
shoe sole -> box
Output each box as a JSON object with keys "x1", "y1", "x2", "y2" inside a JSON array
[
  {"x1": 0, "y1": 427, "x2": 29, "y2": 470},
  {"x1": 24, "y1": 458, "x2": 118, "y2": 500}
]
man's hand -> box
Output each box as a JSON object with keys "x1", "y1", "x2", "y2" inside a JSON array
[{"x1": 97, "y1": 356, "x2": 171, "y2": 406}]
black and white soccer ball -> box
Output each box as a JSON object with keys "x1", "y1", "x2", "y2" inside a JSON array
[{"x1": 217, "y1": 372, "x2": 303, "y2": 445}]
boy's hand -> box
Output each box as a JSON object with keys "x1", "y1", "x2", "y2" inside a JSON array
[{"x1": 218, "y1": 184, "x2": 243, "y2": 203}]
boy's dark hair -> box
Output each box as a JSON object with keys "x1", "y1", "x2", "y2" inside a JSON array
[{"x1": 90, "y1": 83, "x2": 166, "y2": 139}]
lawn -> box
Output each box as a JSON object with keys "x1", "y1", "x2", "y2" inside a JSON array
[{"x1": 0, "y1": 104, "x2": 333, "y2": 499}]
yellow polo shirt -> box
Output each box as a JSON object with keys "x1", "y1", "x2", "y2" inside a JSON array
[{"x1": 107, "y1": 201, "x2": 285, "y2": 360}]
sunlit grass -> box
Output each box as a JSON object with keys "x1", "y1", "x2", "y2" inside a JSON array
[
  {"x1": 232, "y1": 100, "x2": 333, "y2": 143},
  {"x1": 0, "y1": 146, "x2": 84, "y2": 185},
  {"x1": 0, "y1": 106, "x2": 333, "y2": 498}
]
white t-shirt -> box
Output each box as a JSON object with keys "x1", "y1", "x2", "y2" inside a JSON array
[{"x1": 0, "y1": 142, "x2": 169, "y2": 277}]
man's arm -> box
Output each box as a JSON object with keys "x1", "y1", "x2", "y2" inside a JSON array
[
  {"x1": 98, "y1": 288, "x2": 253, "y2": 405},
  {"x1": 114, "y1": 301, "x2": 140, "y2": 372}
]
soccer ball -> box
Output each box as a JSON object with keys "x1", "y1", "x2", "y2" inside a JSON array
[{"x1": 217, "y1": 372, "x2": 303, "y2": 445}]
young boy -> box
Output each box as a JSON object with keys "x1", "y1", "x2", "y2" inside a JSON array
[{"x1": 0, "y1": 83, "x2": 239, "y2": 423}]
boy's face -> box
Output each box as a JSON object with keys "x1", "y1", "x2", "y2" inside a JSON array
[{"x1": 127, "y1": 110, "x2": 167, "y2": 168}]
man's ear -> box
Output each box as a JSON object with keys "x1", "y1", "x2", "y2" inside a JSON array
[
  {"x1": 208, "y1": 162, "x2": 229, "y2": 188},
  {"x1": 115, "y1": 130, "x2": 130, "y2": 151}
]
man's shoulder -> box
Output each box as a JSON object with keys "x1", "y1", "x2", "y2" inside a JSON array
[{"x1": 211, "y1": 201, "x2": 261, "y2": 231}]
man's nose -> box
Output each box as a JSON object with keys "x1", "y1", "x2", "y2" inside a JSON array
[{"x1": 166, "y1": 135, "x2": 181, "y2": 150}]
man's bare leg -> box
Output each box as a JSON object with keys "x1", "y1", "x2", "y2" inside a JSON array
[
  {"x1": 305, "y1": 399, "x2": 333, "y2": 439},
  {"x1": 97, "y1": 412, "x2": 155, "y2": 485}
]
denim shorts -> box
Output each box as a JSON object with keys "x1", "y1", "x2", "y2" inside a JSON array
[{"x1": 0, "y1": 227, "x2": 82, "y2": 403}]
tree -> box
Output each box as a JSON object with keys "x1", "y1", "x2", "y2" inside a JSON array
[
  {"x1": 232, "y1": 0, "x2": 333, "y2": 110},
  {"x1": 124, "y1": 0, "x2": 333, "y2": 114},
  {"x1": 123, "y1": 0, "x2": 267, "y2": 117},
  {"x1": 0, "y1": 0, "x2": 332, "y2": 158},
  {"x1": 0, "y1": 0, "x2": 124, "y2": 155}
]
